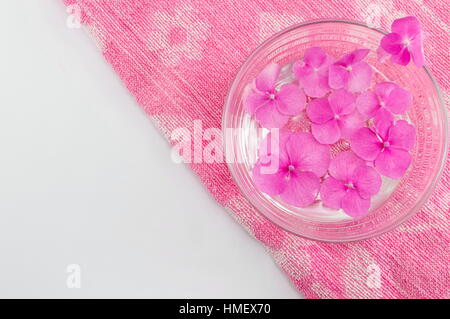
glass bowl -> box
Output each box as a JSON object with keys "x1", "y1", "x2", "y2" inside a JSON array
[{"x1": 222, "y1": 20, "x2": 448, "y2": 242}]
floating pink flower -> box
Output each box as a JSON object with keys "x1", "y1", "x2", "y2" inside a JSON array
[
  {"x1": 380, "y1": 16, "x2": 424, "y2": 67},
  {"x1": 307, "y1": 89, "x2": 364, "y2": 144},
  {"x1": 320, "y1": 151, "x2": 382, "y2": 218},
  {"x1": 351, "y1": 111, "x2": 416, "y2": 178},
  {"x1": 245, "y1": 63, "x2": 306, "y2": 128},
  {"x1": 329, "y1": 49, "x2": 373, "y2": 93},
  {"x1": 356, "y1": 82, "x2": 412, "y2": 119},
  {"x1": 252, "y1": 132, "x2": 330, "y2": 207},
  {"x1": 293, "y1": 47, "x2": 333, "y2": 98}
]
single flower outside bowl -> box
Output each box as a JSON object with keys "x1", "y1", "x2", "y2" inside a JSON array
[{"x1": 222, "y1": 20, "x2": 448, "y2": 242}]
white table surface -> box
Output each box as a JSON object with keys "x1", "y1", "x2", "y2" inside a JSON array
[{"x1": 0, "y1": 1, "x2": 299, "y2": 298}]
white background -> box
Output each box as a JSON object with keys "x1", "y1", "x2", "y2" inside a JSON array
[{"x1": 0, "y1": 1, "x2": 299, "y2": 298}]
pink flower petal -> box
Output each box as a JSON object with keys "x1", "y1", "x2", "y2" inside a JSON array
[
  {"x1": 341, "y1": 189, "x2": 371, "y2": 218},
  {"x1": 329, "y1": 89, "x2": 355, "y2": 115},
  {"x1": 285, "y1": 132, "x2": 331, "y2": 177},
  {"x1": 356, "y1": 91, "x2": 379, "y2": 117},
  {"x1": 392, "y1": 16, "x2": 421, "y2": 39},
  {"x1": 374, "y1": 108, "x2": 394, "y2": 141},
  {"x1": 374, "y1": 82, "x2": 397, "y2": 100},
  {"x1": 380, "y1": 32, "x2": 403, "y2": 54},
  {"x1": 245, "y1": 89, "x2": 268, "y2": 115},
  {"x1": 328, "y1": 64, "x2": 348, "y2": 90},
  {"x1": 255, "y1": 101, "x2": 289, "y2": 128},
  {"x1": 303, "y1": 46, "x2": 328, "y2": 68},
  {"x1": 306, "y1": 97, "x2": 334, "y2": 124},
  {"x1": 409, "y1": 34, "x2": 425, "y2": 67},
  {"x1": 258, "y1": 130, "x2": 291, "y2": 157},
  {"x1": 352, "y1": 165, "x2": 382, "y2": 199},
  {"x1": 347, "y1": 61, "x2": 372, "y2": 93},
  {"x1": 294, "y1": 48, "x2": 332, "y2": 98},
  {"x1": 338, "y1": 49, "x2": 370, "y2": 66},
  {"x1": 311, "y1": 119, "x2": 341, "y2": 145},
  {"x1": 276, "y1": 84, "x2": 306, "y2": 115},
  {"x1": 257, "y1": 130, "x2": 291, "y2": 165},
  {"x1": 374, "y1": 147, "x2": 412, "y2": 178},
  {"x1": 298, "y1": 71, "x2": 331, "y2": 98},
  {"x1": 351, "y1": 127, "x2": 382, "y2": 161},
  {"x1": 255, "y1": 63, "x2": 280, "y2": 92},
  {"x1": 351, "y1": 49, "x2": 371, "y2": 62},
  {"x1": 331, "y1": 49, "x2": 371, "y2": 92},
  {"x1": 280, "y1": 171, "x2": 320, "y2": 207},
  {"x1": 385, "y1": 87, "x2": 412, "y2": 114},
  {"x1": 390, "y1": 47, "x2": 411, "y2": 66},
  {"x1": 292, "y1": 59, "x2": 312, "y2": 78},
  {"x1": 338, "y1": 111, "x2": 364, "y2": 139},
  {"x1": 252, "y1": 161, "x2": 287, "y2": 195},
  {"x1": 329, "y1": 151, "x2": 365, "y2": 181},
  {"x1": 388, "y1": 120, "x2": 416, "y2": 150},
  {"x1": 320, "y1": 177, "x2": 347, "y2": 209}
]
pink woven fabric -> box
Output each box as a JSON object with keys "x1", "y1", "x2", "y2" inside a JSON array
[{"x1": 63, "y1": 0, "x2": 449, "y2": 298}]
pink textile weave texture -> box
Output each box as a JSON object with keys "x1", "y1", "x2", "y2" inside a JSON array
[{"x1": 63, "y1": 0, "x2": 449, "y2": 298}]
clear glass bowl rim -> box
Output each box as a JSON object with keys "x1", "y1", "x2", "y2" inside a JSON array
[{"x1": 222, "y1": 19, "x2": 448, "y2": 242}]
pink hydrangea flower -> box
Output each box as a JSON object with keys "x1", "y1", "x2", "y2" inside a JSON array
[
  {"x1": 252, "y1": 131, "x2": 330, "y2": 207},
  {"x1": 320, "y1": 151, "x2": 382, "y2": 218},
  {"x1": 292, "y1": 47, "x2": 333, "y2": 98},
  {"x1": 329, "y1": 49, "x2": 373, "y2": 93},
  {"x1": 351, "y1": 111, "x2": 416, "y2": 178},
  {"x1": 356, "y1": 82, "x2": 412, "y2": 119},
  {"x1": 307, "y1": 89, "x2": 364, "y2": 144},
  {"x1": 245, "y1": 63, "x2": 306, "y2": 128},
  {"x1": 380, "y1": 16, "x2": 424, "y2": 67}
]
